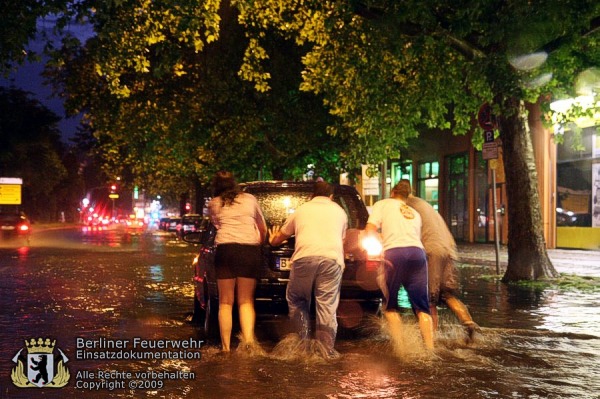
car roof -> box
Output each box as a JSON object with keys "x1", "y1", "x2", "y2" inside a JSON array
[{"x1": 240, "y1": 180, "x2": 358, "y2": 193}]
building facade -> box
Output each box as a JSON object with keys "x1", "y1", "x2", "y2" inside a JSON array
[{"x1": 356, "y1": 103, "x2": 599, "y2": 250}]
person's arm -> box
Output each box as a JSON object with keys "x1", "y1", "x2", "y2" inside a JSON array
[
  {"x1": 207, "y1": 198, "x2": 220, "y2": 229},
  {"x1": 254, "y1": 198, "x2": 268, "y2": 243},
  {"x1": 268, "y1": 225, "x2": 291, "y2": 246},
  {"x1": 365, "y1": 222, "x2": 378, "y2": 235},
  {"x1": 365, "y1": 200, "x2": 382, "y2": 236},
  {"x1": 257, "y1": 218, "x2": 268, "y2": 243}
]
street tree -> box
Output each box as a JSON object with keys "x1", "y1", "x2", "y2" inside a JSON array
[
  {"x1": 230, "y1": 0, "x2": 600, "y2": 282},
  {"x1": 46, "y1": 1, "x2": 345, "y2": 204},
  {"x1": 3, "y1": 1, "x2": 599, "y2": 281},
  {"x1": 0, "y1": 0, "x2": 70, "y2": 73},
  {"x1": 0, "y1": 87, "x2": 72, "y2": 221}
]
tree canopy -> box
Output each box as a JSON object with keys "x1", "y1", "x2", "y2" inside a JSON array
[
  {"x1": 3, "y1": 0, "x2": 600, "y2": 280},
  {"x1": 46, "y1": 1, "x2": 347, "y2": 201},
  {"x1": 0, "y1": 87, "x2": 82, "y2": 221}
]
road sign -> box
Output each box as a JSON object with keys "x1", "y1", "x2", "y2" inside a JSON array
[
  {"x1": 0, "y1": 184, "x2": 22, "y2": 205},
  {"x1": 0, "y1": 177, "x2": 23, "y2": 184},
  {"x1": 109, "y1": 194, "x2": 119, "y2": 199},
  {"x1": 482, "y1": 142, "x2": 498, "y2": 160},
  {"x1": 484, "y1": 130, "x2": 495, "y2": 143},
  {"x1": 478, "y1": 103, "x2": 497, "y2": 130}
]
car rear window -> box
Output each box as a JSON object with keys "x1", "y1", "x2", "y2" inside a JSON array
[{"x1": 246, "y1": 186, "x2": 367, "y2": 229}]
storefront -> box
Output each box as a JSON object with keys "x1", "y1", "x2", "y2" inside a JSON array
[
  {"x1": 555, "y1": 125, "x2": 600, "y2": 249},
  {"x1": 354, "y1": 101, "x2": 597, "y2": 250}
]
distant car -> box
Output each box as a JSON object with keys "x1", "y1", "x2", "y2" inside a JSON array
[
  {"x1": 166, "y1": 217, "x2": 181, "y2": 234},
  {"x1": 124, "y1": 218, "x2": 145, "y2": 233},
  {"x1": 178, "y1": 214, "x2": 206, "y2": 239},
  {"x1": 159, "y1": 217, "x2": 171, "y2": 231},
  {"x1": 0, "y1": 212, "x2": 31, "y2": 244},
  {"x1": 183, "y1": 181, "x2": 382, "y2": 337}
]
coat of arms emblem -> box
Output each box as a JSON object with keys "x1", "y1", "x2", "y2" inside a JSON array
[{"x1": 11, "y1": 338, "x2": 70, "y2": 388}]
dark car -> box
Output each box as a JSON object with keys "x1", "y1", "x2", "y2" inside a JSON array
[
  {"x1": 159, "y1": 217, "x2": 171, "y2": 231},
  {"x1": 178, "y1": 214, "x2": 206, "y2": 239},
  {"x1": 0, "y1": 212, "x2": 31, "y2": 244},
  {"x1": 183, "y1": 181, "x2": 382, "y2": 337},
  {"x1": 166, "y1": 217, "x2": 182, "y2": 234}
]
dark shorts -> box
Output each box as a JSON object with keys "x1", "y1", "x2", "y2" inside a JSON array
[
  {"x1": 382, "y1": 246, "x2": 430, "y2": 315},
  {"x1": 214, "y1": 244, "x2": 262, "y2": 279},
  {"x1": 428, "y1": 253, "x2": 460, "y2": 306}
]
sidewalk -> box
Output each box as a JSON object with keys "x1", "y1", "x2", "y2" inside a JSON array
[{"x1": 457, "y1": 243, "x2": 600, "y2": 278}]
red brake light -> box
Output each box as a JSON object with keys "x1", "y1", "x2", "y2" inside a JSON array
[{"x1": 19, "y1": 224, "x2": 29, "y2": 232}]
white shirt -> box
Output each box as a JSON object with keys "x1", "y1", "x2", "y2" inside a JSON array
[
  {"x1": 208, "y1": 192, "x2": 266, "y2": 245},
  {"x1": 367, "y1": 198, "x2": 423, "y2": 251},
  {"x1": 280, "y1": 196, "x2": 348, "y2": 268}
]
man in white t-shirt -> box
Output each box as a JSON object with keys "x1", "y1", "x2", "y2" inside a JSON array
[
  {"x1": 269, "y1": 181, "x2": 348, "y2": 358},
  {"x1": 365, "y1": 179, "x2": 434, "y2": 350}
]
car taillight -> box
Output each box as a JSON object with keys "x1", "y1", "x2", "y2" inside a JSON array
[
  {"x1": 361, "y1": 235, "x2": 382, "y2": 257},
  {"x1": 19, "y1": 224, "x2": 29, "y2": 232},
  {"x1": 362, "y1": 235, "x2": 383, "y2": 271}
]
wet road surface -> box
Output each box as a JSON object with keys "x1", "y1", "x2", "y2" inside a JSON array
[{"x1": 0, "y1": 227, "x2": 599, "y2": 398}]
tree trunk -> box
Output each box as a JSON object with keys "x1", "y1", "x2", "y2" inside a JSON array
[{"x1": 499, "y1": 97, "x2": 558, "y2": 281}]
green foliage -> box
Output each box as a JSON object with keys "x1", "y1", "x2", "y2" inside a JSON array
[
  {"x1": 234, "y1": 0, "x2": 599, "y2": 169},
  {"x1": 46, "y1": 1, "x2": 344, "y2": 200},
  {"x1": 479, "y1": 272, "x2": 600, "y2": 292},
  {"x1": 0, "y1": 0, "x2": 70, "y2": 73},
  {"x1": 0, "y1": 87, "x2": 78, "y2": 221}
]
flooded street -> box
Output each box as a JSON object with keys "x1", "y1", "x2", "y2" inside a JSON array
[{"x1": 1, "y1": 227, "x2": 599, "y2": 398}]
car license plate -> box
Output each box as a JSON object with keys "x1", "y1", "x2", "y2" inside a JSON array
[{"x1": 278, "y1": 257, "x2": 291, "y2": 271}]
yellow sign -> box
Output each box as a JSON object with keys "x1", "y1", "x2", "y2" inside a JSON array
[
  {"x1": 0, "y1": 184, "x2": 22, "y2": 205},
  {"x1": 109, "y1": 193, "x2": 119, "y2": 199}
]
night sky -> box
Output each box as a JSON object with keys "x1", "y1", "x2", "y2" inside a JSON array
[{"x1": 0, "y1": 16, "x2": 94, "y2": 143}]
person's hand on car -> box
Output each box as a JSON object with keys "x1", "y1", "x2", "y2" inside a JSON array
[{"x1": 268, "y1": 225, "x2": 287, "y2": 246}]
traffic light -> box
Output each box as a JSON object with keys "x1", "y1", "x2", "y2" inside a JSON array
[{"x1": 109, "y1": 184, "x2": 118, "y2": 193}]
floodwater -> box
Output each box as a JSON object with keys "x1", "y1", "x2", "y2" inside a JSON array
[{"x1": 0, "y1": 227, "x2": 599, "y2": 399}]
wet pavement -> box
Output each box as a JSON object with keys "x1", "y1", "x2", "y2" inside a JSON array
[
  {"x1": 457, "y1": 243, "x2": 600, "y2": 277},
  {"x1": 0, "y1": 228, "x2": 598, "y2": 398}
]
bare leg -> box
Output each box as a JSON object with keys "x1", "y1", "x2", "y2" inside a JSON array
[
  {"x1": 384, "y1": 310, "x2": 404, "y2": 349},
  {"x1": 236, "y1": 277, "x2": 257, "y2": 345},
  {"x1": 217, "y1": 278, "x2": 236, "y2": 352},
  {"x1": 430, "y1": 305, "x2": 439, "y2": 331},
  {"x1": 445, "y1": 295, "x2": 480, "y2": 341},
  {"x1": 416, "y1": 310, "x2": 434, "y2": 350},
  {"x1": 445, "y1": 296, "x2": 473, "y2": 324}
]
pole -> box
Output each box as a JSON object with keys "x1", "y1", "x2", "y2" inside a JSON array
[{"x1": 491, "y1": 166, "x2": 500, "y2": 275}]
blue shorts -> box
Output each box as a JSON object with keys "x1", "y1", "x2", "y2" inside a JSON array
[{"x1": 382, "y1": 247, "x2": 430, "y2": 314}]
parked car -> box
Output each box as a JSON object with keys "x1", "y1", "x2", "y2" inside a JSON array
[
  {"x1": 166, "y1": 217, "x2": 182, "y2": 234},
  {"x1": 183, "y1": 181, "x2": 382, "y2": 337},
  {"x1": 158, "y1": 217, "x2": 171, "y2": 231},
  {"x1": 0, "y1": 212, "x2": 31, "y2": 244},
  {"x1": 178, "y1": 214, "x2": 206, "y2": 239}
]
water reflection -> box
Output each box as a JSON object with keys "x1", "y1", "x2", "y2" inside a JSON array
[{"x1": 0, "y1": 235, "x2": 599, "y2": 398}]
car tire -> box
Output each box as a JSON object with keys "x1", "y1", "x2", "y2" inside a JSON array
[
  {"x1": 192, "y1": 281, "x2": 220, "y2": 339},
  {"x1": 192, "y1": 294, "x2": 204, "y2": 324},
  {"x1": 203, "y1": 293, "x2": 220, "y2": 339},
  {"x1": 337, "y1": 300, "x2": 383, "y2": 338}
]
